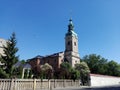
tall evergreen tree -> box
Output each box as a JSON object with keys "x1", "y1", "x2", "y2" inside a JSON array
[{"x1": 0, "y1": 32, "x2": 19, "y2": 78}]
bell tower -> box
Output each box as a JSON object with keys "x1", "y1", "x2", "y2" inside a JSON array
[{"x1": 64, "y1": 18, "x2": 80, "y2": 67}]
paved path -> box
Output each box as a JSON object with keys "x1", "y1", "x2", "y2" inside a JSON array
[{"x1": 53, "y1": 85, "x2": 120, "y2": 90}]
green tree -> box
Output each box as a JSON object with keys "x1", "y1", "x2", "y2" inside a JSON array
[
  {"x1": 13, "y1": 66, "x2": 23, "y2": 78},
  {"x1": 97, "y1": 58, "x2": 108, "y2": 74},
  {"x1": 13, "y1": 60, "x2": 26, "y2": 78},
  {"x1": 107, "y1": 60, "x2": 120, "y2": 76},
  {"x1": 0, "y1": 32, "x2": 19, "y2": 78},
  {"x1": 60, "y1": 62, "x2": 80, "y2": 80},
  {"x1": 40, "y1": 63, "x2": 53, "y2": 79},
  {"x1": 60, "y1": 62, "x2": 72, "y2": 79},
  {"x1": 75, "y1": 62, "x2": 90, "y2": 85},
  {"x1": 81, "y1": 54, "x2": 120, "y2": 76},
  {"x1": 70, "y1": 68, "x2": 80, "y2": 81},
  {"x1": 60, "y1": 62, "x2": 72, "y2": 71},
  {"x1": 0, "y1": 68, "x2": 9, "y2": 78},
  {"x1": 81, "y1": 54, "x2": 108, "y2": 74}
]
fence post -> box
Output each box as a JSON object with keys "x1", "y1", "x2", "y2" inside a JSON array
[
  {"x1": 63, "y1": 79, "x2": 66, "y2": 87},
  {"x1": 33, "y1": 79, "x2": 36, "y2": 90},
  {"x1": 41, "y1": 79, "x2": 43, "y2": 89},
  {"x1": 48, "y1": 80, "x2": 51, "y2": 90},
  {"x1": 22, "y1": 68, "x2": 25, "y2": 79},
  {"x1": 10, "y1": 79, "x2": 14, "y2": 90},
  {"x1": 54, "y1": 79, "x2": 56, "y2": 88}
]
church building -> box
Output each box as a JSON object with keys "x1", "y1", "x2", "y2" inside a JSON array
[{"x1": 28, "y1": 19, "x2": 80, "y2": 70}]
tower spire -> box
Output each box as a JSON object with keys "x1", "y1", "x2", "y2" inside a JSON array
[{"x1": 68, "y1": 18, "x2": 74, "y2": 32}]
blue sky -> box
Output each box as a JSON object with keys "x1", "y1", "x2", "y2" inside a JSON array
[{"x1": 0, "y1": 0, "x2": 120, "y2": 62}]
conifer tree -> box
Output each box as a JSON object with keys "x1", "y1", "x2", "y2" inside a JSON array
[{"x1": 0, "y1": 32, "x2": 19, "y2": 78}]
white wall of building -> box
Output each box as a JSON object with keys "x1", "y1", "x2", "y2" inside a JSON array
[{"x1": 91, "y1": 74, "x2": 120, "y2": 86}]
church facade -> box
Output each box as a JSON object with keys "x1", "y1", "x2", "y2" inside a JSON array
[{"x1": 28, "y1": 19, "x2": 80, "y2": 70}]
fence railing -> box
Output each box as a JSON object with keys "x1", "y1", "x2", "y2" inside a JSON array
[{"x1": 0, "y1": 79, "x2": 80, "y2": 90}]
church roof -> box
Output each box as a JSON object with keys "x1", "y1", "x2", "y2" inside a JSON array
[
  {"x1": 66, "y1": 30, "x2": 77, "y2": 37},
  {"x1": 13, "y1": 61, "x2": 22, "y2": 68},
  {"x1": 23, "y1": 63, "x2": 31, "y2": 69},
  {"x1": 34, "y1": 55, "x2": 44, "y2": 58}
]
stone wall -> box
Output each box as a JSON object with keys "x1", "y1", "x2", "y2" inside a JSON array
[{"x1": 90, "y1": 74, "x2": 120, "y2": 86}]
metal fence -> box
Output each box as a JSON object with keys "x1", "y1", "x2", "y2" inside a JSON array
[{"x1": 0, "y1": 79, "x2": 80, "y2": 90}]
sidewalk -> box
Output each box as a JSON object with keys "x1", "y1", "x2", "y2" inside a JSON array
[
  {"x1": 53, "y1": 86, "x2": 91, "y2": 90},
  {"x1": 52, "y1": 85, "x2": 120, "y2": 90}
]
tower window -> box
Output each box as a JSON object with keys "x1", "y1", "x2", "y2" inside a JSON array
[
  {"x1": 67, "y1": 41, "x2": 70, "y2": 45},
  {"x1": 54, "y1": 59, "x2": 57, "y2": 62},
  {"x1": 74, "y1": 42, "x2": 76, "y2": 46}
]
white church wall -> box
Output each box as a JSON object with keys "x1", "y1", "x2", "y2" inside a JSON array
[{"x1": 90, "y1": 74, "x2": 120, "y2": 86}]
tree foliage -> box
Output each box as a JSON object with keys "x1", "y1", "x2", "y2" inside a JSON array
[
  {"x1": 81, "y1": 54, "x2": 120, "y2": 76},
  {"x1": 75, "y1": 62, "x2": 90, "y2": 76},
  {"x1": 32, "y1": 63, "x2": 53, "y2": 79},
  {"x1": 107, "y1": 60, "x2": 120, "y2": 76},
  {"x1": 0, "y1": 68, "x2": 9, "y2": 78},
  {"x1": 40, "y1": 63, "x2": 53, "y2": 79},
  {"x1": 59, "y1": 62, "x2": 80, "y2": 80},
  {"x1": 0, "y1": 32, "x2": 19, "y2": 78},
  {"x1": 60, "y1": 62, "x2": 72, "y2": 72},
  {"x1": 13, "y1": 60, "x2": 26, "y2": 78},
  {"x1": 75, "y1": 62, "x2": 90, "y2": 85},
  {"x1": 70, "y1": 68, "x2": 80, "y2": 81}
]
